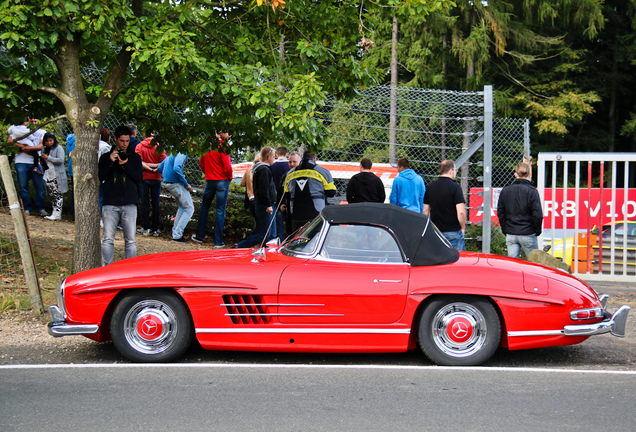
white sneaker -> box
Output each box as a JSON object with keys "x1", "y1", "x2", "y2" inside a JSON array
[{"x1": 137, "y1": 228, "x2": 150, "y2": 235}]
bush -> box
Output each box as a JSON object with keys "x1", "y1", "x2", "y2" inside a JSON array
[
  {"x1": 465, "y1": 224, "x2": 507, "y2": 256},
  {"x1": 155, "y1": 181, "x2": 254, "y2": 244}
]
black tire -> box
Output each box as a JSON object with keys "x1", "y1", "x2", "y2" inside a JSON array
[
  {"x1": 110, "y1": 290, "x2": 193, "y2": 362},
  {"x1": 418, "y1": 295, "x2": 500, "y2": 366}
]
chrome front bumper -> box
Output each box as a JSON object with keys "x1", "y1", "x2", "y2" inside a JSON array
[{"x1": 47, "y1": 305, "x2": 99, "y2": 337}]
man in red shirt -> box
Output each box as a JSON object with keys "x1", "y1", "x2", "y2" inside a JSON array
[
  {"x1": 135, "y1": 134, "x2": 167, "y2": 236},
  {"x1": 192, "y1": 131, "x2": 233, "y2": 247}
]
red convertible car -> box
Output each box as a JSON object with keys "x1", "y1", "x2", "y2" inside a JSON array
[{"x1": 48, "y1": 203, "x2": 630, "y2": 366}]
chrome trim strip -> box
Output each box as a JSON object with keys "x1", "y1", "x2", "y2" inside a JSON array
[
  {"x1": 377, "y1": 280, "x2": 403, "y2": 283},
  {"x1": 221, "y1": 303, "x2": 325, "y2": 307},
  {"x1": 225, "y1": 313, "x2": 344, "y2": 317},
  {"x1": 508, "y1": 330, "x2": 563, "y2": 337},
  {"x1": 196, "y1": 328, "x2": 411, "y2": 334}
]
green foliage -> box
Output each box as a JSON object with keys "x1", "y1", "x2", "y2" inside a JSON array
[
  {"x1": 223, "y1": 182, "x2": 257, "y2": 243},
  {"x1": 465, "y1": 224, "x2": 507, "y2": 256}
]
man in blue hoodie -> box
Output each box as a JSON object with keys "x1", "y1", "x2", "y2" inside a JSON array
[
  {"x1": 390, "y1": 158, "x2": 425, "y2": 213},
  {"x1": 156, "y1": 152, "x2": 194, "y2": 243}
]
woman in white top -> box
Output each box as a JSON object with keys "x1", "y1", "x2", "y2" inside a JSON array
[{"x1": 40, "y1": 133, "x2": 68, "y2": 220}]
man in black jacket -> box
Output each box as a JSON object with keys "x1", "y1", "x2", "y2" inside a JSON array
[
  {"x1": 497, "y1": 162, "x2": 543, "y2": 258},
  {"x1": 98, "y1": 125, "x2": 143, "y2": 265},
  {"x1": 236, "y1": 146, "x2": 277, "y2": 248},
  {"x1": 346, "y1": 157, "x2": 386, "y2": 204}
]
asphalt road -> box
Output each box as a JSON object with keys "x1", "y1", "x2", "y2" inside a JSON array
[{"x1": 1, "y1": 364, "x2": 635, "y2": 431}]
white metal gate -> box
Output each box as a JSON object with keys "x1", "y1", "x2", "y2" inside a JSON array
[{"x1": 537, "y1": 152, "x2": 636, "y2": 282}]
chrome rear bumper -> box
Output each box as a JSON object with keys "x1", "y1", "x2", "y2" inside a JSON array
[
  {"x1": 509, "y1": 304, "x2": 631, "y2": 338},
  {"x1": 47, "y1": 305, "x2": 99, "y2": 337},
  {"x1": 563, "y1": 305, "x2": 630, "y2": 337}
]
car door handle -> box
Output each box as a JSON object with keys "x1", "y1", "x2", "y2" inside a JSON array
[{"x1": 374, "y1": 279, "x2": 403, "y2": 283}]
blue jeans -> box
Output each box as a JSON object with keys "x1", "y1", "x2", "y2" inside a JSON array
[
  {"x1": 275, "y1": 209, "x2": 285, "y2": 241},
  {"x1": 163, "y1": 182, "x2": 194, "y2": 239},
  {"x1": 139, "y1": 179, "x2": 161, "y2": 231},
  {"x1": 102, "y1": 204, "x2": 137, "y2": 265},
  {"x1": 506, "y1": 234, "x2": 538, "y2": 259},
  {"x1": 237, "y1": 202, "x2": 276, "y2": 248},
  {"x1": 196, "y1": 179, "x2": 230, "y2": 246},
  {"x1": 442, "y1": 230, "x2": 465, "y2": 251},
  {"x1": 15, "y1": 163, "x2": 45, "y2": 212}
]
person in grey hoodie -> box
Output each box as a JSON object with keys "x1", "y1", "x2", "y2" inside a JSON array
[{"x1": 389, "y1": 158, "x2": 426, "y2": 213}]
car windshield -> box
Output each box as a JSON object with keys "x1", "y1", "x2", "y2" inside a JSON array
[{"x1": 282, "y1": 217, "x2": 324, "y2": 255}]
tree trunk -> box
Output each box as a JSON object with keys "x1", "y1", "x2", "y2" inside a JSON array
[
  {"x1": 389, "y1": 15, "x2": 399, "y2": 164},
  {"x1": 53, "y1": 36, "x2": 117, "y2": 273},
  {"x1": 71, "y1": 121, "x2": 103, "y2": 273}
]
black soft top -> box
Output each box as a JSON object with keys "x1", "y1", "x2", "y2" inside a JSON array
[{"x1": 321, "y1": 203, "x2": 459, "y2": 266}]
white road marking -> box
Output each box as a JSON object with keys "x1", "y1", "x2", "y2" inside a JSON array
[{"x1": 0, "y1": 363, "x2": 635, "y2": 374}]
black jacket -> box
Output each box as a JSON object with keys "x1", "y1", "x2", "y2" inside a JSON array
[
  {"x1": 98, "y1": 149, "x2": 143, "y2": 206},
  {"x1": 346, "y1": 171, "x2": 386, "y2": 203},
  {"x1": 252, "y1": 161, "x2": 276, "y2": 205},
  {"x1": 497, "y1": 178, "x2": 543, "y2": 236}
]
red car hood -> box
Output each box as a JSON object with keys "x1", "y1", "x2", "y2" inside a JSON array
[{"x1": 64, "y1": 248, "x2": 297, "y2": 295}]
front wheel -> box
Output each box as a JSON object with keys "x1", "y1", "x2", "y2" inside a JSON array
[
  {"x1": 110, "y1": 290, "x2": 193, "y2": 362},
  {"x1": 418, "y1": 296, "x2": 500, "y2": 366}
]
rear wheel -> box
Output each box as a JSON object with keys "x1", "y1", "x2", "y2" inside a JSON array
[
  {"x1": 418, "y1": 296, "x2": 500, "y2": 366},
  {"x1": 110, "y1": 290, "x2": 193, "y2": 362}
]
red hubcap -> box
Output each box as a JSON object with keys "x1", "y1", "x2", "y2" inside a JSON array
[
  {"x1": 446, "y1": 316, "x2": 473, "y2": 343},
  {"x1": 137, "y1": 314, "x2": 164, "y2": 341}
]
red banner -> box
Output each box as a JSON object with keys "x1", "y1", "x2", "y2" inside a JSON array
[{"x1": 469, "y1": 188, "x2": 636, "y2": 229}]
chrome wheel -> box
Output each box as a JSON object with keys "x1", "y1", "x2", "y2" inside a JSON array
[
  {"x1": 123, "y1": 300, "x2": 179, "y2": 355},
  {"x1": 430, "y1": 302, "x2": 487, "y2": 358},
  {"x1": 419, "y1": 296, "x2": 500, "y2": 366},
  {"x1": 111, "y1": 290, "x2": 193, "y2": 362}
]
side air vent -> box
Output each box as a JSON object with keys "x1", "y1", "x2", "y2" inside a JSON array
[{"x1": 222, "y1": 295, "x2": 271, "y2": 324}]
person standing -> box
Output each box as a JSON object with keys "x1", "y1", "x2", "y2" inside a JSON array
[
  {"x1": 497, "y1": 162, "x2": 543, "y2": 258},
  {"x1": 135, "y1": 134, "x2": 167, "y2": 236},
  {"x1": 236, "y1": 146, "x2": 277, "y2": 248},
  {"x1": 156, "y1": 152, "x2": 194, "y2": 243},
  {"x1": 278, "y1": 151, "x2": 301, "y2": 238},
  {"x1": 270, "y1": 146, "x2": 290, "y2": 241},
  {"x1": 192, "y1": 131, "x2": 233, "y2": 247},
  {"x1": 423, "y1": 160, "x2": 466, "y2": 251},
  {"x1": 346, "y1": 157, "x2": 386, "y2": 203},
  {"x1": 389, "y1": 158, "x2": 425, "y2": 213},
  {"x1": 98, "y1": 125, "x2": 143, "y2": 266},
  {"x1": 126, "y1": 123, "x2": 141, "y2": 152},
  {"x1": 40, "y1": 133, "x2": 68, "y2": 220},
  {"x1": 283, "y1": 151, "x2": 336, "y2": 232},
  {"x1": 8, "y1": 115, "x2": 47, "y2": 216}
]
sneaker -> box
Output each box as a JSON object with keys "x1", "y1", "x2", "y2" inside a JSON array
[
  {"x1": 172, "y1": 236, "x2": 188, "y2": 243},
  {"x1": 213, "y1": 244, "x2": 225, "y2": 249},
  {"x1": 137, "y1": 228, "x2": 150, "y2": 235},
  {"x1": 38, "y1": 209, "x2": 49, "y2": 217},
  {"x1": 152, "y1": 230, "x2": 161, "y2": 237},
  {"x1": 191, "y1": 235, "x2": 203, "y2": 244},
  {"x1": 24, "y1": 210, "x2": 30, "y2": 217}
]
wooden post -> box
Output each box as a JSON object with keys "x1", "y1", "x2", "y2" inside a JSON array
[{"x1": 0, "y1": 155, "x2": 44, "y2": 314}]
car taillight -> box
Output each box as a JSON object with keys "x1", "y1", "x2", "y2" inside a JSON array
[{"x1": 570, "y1": 307, "x2": 602, "y2": 320}]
